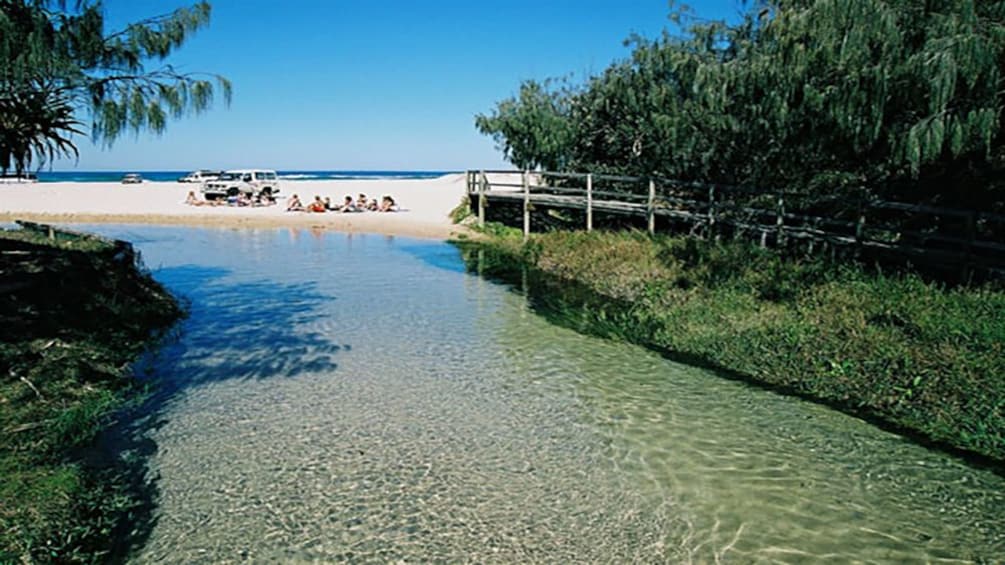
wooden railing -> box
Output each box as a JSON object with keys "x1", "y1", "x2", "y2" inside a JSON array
[
  {"x1": 12, "y1": 220, "x2": 137, "y2": 263},
  {"x1": 465, "y1": 170, "x2": 1005, "y2": 277}
]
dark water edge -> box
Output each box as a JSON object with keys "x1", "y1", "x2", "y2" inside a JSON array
[{"x1": 453, "y1": 240, "x2": 1005, "y2": 479}]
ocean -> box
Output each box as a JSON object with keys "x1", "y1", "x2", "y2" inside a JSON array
[{"x1": 32, "y1": 170, "x2": 455, "y2": 183}]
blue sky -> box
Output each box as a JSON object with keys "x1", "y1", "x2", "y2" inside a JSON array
[{"x1": 57, "y1": 0, "x2": 748, "y2": 171}]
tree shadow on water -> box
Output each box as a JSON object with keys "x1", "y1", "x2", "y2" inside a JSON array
[
  {"x1": 397, "y1": 241, "x2": 469, "y2": 274},
  {"x1": 94, "y1": 263, "x2": 348, "y2": 561},
  {"x1": 148, "y1": 264, "x2": 347, "y2": 390}
]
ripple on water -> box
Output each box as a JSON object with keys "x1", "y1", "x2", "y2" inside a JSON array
[{"x1": 74, "y1": 226, "x2": 1004, "y2": 564}]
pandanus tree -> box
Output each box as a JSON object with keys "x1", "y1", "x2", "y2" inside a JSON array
[
  {"x1": 0, "y1": 0, "x2": 231, "y2": 174},
  {"x1": 0, "y1": 86, "x2": 82, "y2": 175}
]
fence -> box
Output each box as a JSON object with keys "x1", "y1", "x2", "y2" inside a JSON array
[{"x1": 466, "y1": 170, "x2": 1005, "y2": 278}]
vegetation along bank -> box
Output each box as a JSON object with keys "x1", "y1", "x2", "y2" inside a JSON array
[
  {"x1": 468, "y1": 0, "x2": 1005, "y2": 467},
  {"x1": 0, "y1": 225, "x2": 182, "y2": 562},
  {"x1": 459, "y1": 226, "x2": 1005, "y2": 466}
]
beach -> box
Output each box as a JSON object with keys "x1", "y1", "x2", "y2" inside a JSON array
[{"x1": 0, "y1": 174, "x2": 470, "y2": 239}]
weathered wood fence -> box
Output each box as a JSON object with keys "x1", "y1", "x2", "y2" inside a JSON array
[
  {"x1": 0, "y1": 222, "x2": 138, "y2": 292},
  {"x1": 466, "y1": 170, "x2": 1005, "y2": 278}
]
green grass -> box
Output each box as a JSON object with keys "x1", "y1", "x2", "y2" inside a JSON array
[
  {"x1": 449, "y1": 195, "x2": 473, "y2": 224},
  {"x1": 460, "y1": 227, "x2": 1005, "y2": 463},
  {"x1": 0, "y1": 229, "x2": 182, "y2": 562}
]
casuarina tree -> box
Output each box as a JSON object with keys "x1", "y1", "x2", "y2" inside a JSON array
[
  {"x1": 477, "y1": 0, "x2": 1005, "y2": 210},
  {"x1": 0, "y1": 0, "x2": 231, "y2": 174}
]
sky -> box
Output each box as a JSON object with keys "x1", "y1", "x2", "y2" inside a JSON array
[{"x1": 54, "y1": 0, "x2": 749, "y2": 172}]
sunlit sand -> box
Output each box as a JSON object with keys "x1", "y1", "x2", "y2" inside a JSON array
[{"x1": 0, "y1": 174, "x2": 471, "y2": 240}]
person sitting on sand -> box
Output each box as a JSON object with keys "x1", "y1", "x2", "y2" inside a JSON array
[
  {"x1": 286, "y1": 194, "x2": 305, "y2": 212},
  {"x1": 379, "y1": 195, "x2": 397, "y2": 212},
  {"x1": 324, "y1": 196, "x2": 334, "y2": 211},
  {"x1": 185, "y1": 190, "x2": 206, "y2": 206},
  {"x1": 237, "y1": 192, "x2": 253, "y2": 207},
  {"x1": 308, "y1": 195, "x2": 326, "y2": 213},
  {"x1": 341, "y1": 195, "x2": 357, "y2": 212},
  {"x1": 356, "y1": 193, "x2": 368, "y2": 210},
  {"x1": 367, "y1": 198, "x2": 379, "y2": 211}
]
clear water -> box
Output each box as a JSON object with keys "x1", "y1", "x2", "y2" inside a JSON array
[{"x1": 84, "y1": 225, "x2": 1004, "y2": 563}]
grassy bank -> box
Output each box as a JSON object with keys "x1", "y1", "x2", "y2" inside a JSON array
[
  {"x1": 0, "y1": 228, "x2": 182, "y2": 562},
  {"x1": 459, "y1": 226, "x2": 1005, "y2": 465}
]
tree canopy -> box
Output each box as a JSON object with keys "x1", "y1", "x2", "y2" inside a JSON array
[
  {"x1": 0, "y1": 0, "x2": 231, "y2": 174},
  {"x1": 476, "y1": 0, "x2": 1005, "y2": 209}
]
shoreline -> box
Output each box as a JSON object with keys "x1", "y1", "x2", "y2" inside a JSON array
[
  {"x1": 0, "y1": 211, "x2": 471, "y2": 240},
  {"x1": 465, "y1": 229, "x2": 1005, "y2": 467},
  {"x1": 0, "y1": 174, "x2": 471, "y2": 240}
]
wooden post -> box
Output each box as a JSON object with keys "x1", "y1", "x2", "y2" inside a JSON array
[
  {"x1": 647, "y1": 179, "x2": 656, "y2": 235},
  {"x1": 707, "y1": 185, "x2": 716, "y2": 240},
  {"x1": 47, "y1": 226, "x2": 54, "y2": 240},
  {"x1": 522, "y1": 170, "x2": 530, "y2": 240},
  {"x1": 855, "y1": 209, "x2": 866, "y2": 256},
  {"x1": 776, "y1": 193, "x2": 785, "y2": 247},
  {"x1": 586, "y1": 173, "x2": 593, "y2": 232},
  {"x1": 478, "y1": 170, "x2": 486, "y2": 227},
  {"x1": 849, "y1": 187, "x2": 867, "y2": 260},
  {"x1": 963, "y1": 211, "x2": 976, "y2": 281}
]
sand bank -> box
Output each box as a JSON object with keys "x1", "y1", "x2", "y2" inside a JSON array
[{"x1": 0, "y1": 174, "x2": 472, "y2": 240}]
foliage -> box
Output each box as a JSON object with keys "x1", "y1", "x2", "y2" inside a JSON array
[
  {"x1": 463, "y1": 230, "x2": 1005, "y2": 463},
  {"x1": 0, "y1": 0, "x2": 231, "y2": 174},
  {"x1": 0, "y1": 228, "x2": 183, "y2": 562},
  {"x1": 476, "y1": 0, "x2": 1005, "y2": 209},
  {"x1": 449, "y1": 194, "x2": 473, "y2": 224},
  {"x1": 0, "y1": 88, "x2": 83, "y2": 175},
  {"x1": 475, "y1": 79, "x2": 576, "y2": 171}
]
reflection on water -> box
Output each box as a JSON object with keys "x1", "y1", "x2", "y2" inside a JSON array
[{"x1": 82, "y1": 225, "x2": 1005, "y2": 563}]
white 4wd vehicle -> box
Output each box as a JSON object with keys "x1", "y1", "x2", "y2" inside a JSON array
[
  {"x1": 179, "y1": 169, "x2": 221, "y2": 183},
  {"x1": 202, "y1": 169, "x2": 281, "y2": 200}
]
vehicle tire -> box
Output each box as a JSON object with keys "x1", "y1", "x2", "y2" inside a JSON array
[
  {"x1": 260, "y1": 187, "x2": 273, "y2": 200},
  {"x1": 227, "y1": 187, "x2": 239, "y2": 197}
]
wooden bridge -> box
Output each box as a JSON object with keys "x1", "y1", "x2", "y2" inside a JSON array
[{"x1": 466, "y1": 170, "x2": 1005, "y2": 278}]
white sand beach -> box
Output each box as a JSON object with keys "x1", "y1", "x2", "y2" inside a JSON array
[{"x1": 0, "y1": 174, "x2": 471, "y2": 239}]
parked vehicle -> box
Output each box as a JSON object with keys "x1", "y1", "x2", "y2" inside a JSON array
[
  {"x1": 121, "y1": 173, "x2": 143, "y2": 184},
  {"x1": 178, "y1": 170, "x2": 222, "y2": 183},
  {"x1": 0, "y1": 173, "x2": 38, "y2": 184},
  {"x1": 201, "y1": 169, "x2": 280, "y2": 200}
]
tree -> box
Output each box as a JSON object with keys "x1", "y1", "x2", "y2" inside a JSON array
[
  {"x1": 475, "y1": 79, "x2": 574, "y2": 171},
  {"x1": 0, "y1": 87, "x2": 82, "y2": 175},
  {"x1": 477, "y1": 0, "x2": 1005, "y2": 209},
  {"x1": 0, "y1": 0, "x2": 232, "y2": 174}
]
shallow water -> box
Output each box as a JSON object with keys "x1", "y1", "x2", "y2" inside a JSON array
[{"x1": 85, "y1": 225, "x2": 1003, "y2": 563}]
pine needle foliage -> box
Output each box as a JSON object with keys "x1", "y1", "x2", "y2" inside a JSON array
[
  {"x1": 477, "y1": 0, "x2": 1005, "y2": 208},
  {"x1": 0, "y1": 0, "x2": 232, "y2": 174}
]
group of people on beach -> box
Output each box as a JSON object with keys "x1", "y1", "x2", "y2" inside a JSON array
[
  {"x1": 285, "y1": 193, "x2": 397, "y2": 213},
  {"x1": 183, "y1": 190, "x2": 397, "y2": 213},
  {"x1": 184, "y1": 190, "x2": 277, "y2": 207}
]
